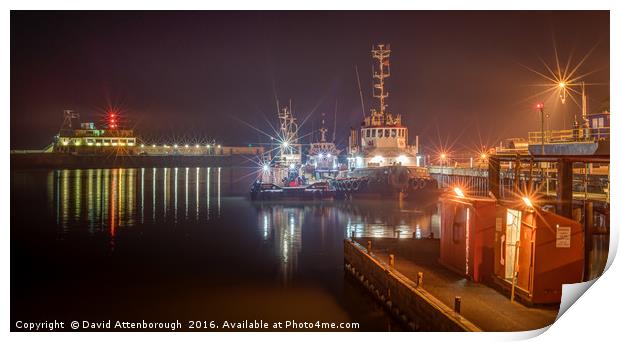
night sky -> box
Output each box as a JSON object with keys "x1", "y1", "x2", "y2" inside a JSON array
[{"x1": 11, "y1": 11, "x2": 609, "y2": 152}]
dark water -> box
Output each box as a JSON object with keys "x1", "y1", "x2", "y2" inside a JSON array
[{"x1": 11, "y1": 167, "x2": 440, "y2": 331}]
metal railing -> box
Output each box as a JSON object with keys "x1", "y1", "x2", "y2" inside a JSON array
[{"x1": 528, "y1": 127, "x2": 610, "y2": 144}]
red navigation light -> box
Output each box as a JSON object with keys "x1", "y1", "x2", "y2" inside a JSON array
[
  {"x1": 535, "y1": 103, "x2": 544, "y2": 109},
  {"x1": 110, "y1": 112, "x2": 116, "y2": 117}
]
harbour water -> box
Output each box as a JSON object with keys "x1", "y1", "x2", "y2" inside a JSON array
[{"x1": 11, "y1": 167, "x2": 441, "y2": 331}]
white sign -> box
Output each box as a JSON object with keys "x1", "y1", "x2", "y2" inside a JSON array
[
  {"x1": 556, "y1": 226, "x2": 571, "y2": 248},
  {"x1": 495, "y1": 217, "x2": 503, "y2": 232}
]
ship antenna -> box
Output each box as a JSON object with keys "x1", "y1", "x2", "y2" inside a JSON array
[
  {"x1": 354, "y1": 64, "x2": 366, "y2": 119},
  {"x1": 61, "y1": 109, "x2": 79, "y2": 130}
]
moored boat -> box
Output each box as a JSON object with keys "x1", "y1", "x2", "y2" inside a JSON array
[
  {"x1": 250, "y1": 181, "x2": 334, "y2": 201},
  {"x1": 346, "y1": 43, "x2": 439, "y2": 201}
]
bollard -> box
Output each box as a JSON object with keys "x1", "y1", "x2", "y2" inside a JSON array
[
  {"x1": 367, "y1": 240, "x2": 372, "y2": 254},
  {"x1": 417, "y1": 272, "x2": 423, "y2": 287},
  {"x1": 389, "y1": 254, "x2": 395, "y2": 268},
  {"x1": 454, "y1": 296, "x2": 461, "y2": 314},
  {"x1": 351, "y1": 230, "x2": 356, "y2": 240}
]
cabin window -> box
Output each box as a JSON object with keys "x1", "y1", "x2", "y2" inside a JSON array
[
  {"x1": 371, "y1": 129, "x2": 376, "y2": 137},
  {"x1": 366, "y1": 129, "x2": 370, "y2": 138},
  {"x1": 378, "y1": 129, "x2": 383, "y2": 138},
  {"x1": 399, "y1": 129, "x2": 404, "y2": 137},
  {"x1": 391, "y1": 129, "x2": 397, "y2": 137}
]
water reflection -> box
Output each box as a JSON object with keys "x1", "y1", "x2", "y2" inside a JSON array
[
  {"x1": 256, "y1": 204, "x2": 304, "y2": 284},
  {"x1": 342, "y1": 201, "x2": 439, "y2": 239},
  {"x1": 47, "y1": 169, "x2": 441, "y2": 278},
  {"x1": 47, "y1": 167, "x2": 229, "y2": 237},
  {"x1": 254, "y1": 201, "x2": 440, "y2": 284}
]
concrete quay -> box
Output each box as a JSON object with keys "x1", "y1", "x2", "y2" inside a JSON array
[{"x1": 347, "y1": 237, "x2": 559, "y2": 332}]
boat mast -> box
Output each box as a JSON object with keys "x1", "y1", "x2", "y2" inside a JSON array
[
  {"x1": 319, "y1": 115, "x2": 328, "y2": 143},
  {"x1": 277, "y1": 103, "x2": 300, "y2": 167},
  {"x1": 371, "y1": 44, "x2": 391, "y2": 124}
]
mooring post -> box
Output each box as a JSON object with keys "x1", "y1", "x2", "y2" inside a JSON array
[
  {"x1": 367, "y1": 240, "x2": 372, "y2": 254},
  {"x1": 557, "y1": 159, "x2": 573, "y2": 218},
  {"x1": 389, "y1": 254, "x2": 394, "y2": 268},
  {"x1": 417, "y1": 272, "x2": 423, "y2": 287},
  {"x1": 351, "y1": 230, "x2": 356, "y2": 240},
  {"x1": 454, "y1": 296, "x2": 461, "y2": 314}
]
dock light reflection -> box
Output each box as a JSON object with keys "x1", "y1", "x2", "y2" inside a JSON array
[{"x1": 48, "y1": 167, "x2": 226, "y2": 238}]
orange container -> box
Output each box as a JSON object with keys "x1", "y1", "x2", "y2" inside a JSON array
[
  {"x1": 493, "y1": 204, "x2": 584, "y2": 304},
  {"x1": 439, "y1": 195, "x2": 496, "y2": 283}
]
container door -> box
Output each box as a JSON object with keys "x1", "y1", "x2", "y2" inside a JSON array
[
  {"x1": 494, "y1": 207, "x2": 506, "y2": 278},
  {"x1": 453, "y1": 205, "x2": 469, "y2": 276},
  {"x1": 504, "y1": 209, "x2": 522, "y2": 280}
]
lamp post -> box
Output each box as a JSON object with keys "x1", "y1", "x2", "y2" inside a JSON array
[
  {"x1": 558, "y1": 81, "x2": 566, "y2": 104},
  {"x1": 440, "y1": 153, "x2": 447, "y2": 188},
  {"x1": 536, "y1": 103, "x2": 545, "y2": 155}
]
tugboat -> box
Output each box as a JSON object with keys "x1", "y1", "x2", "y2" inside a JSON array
[
  {"x1": 339, "y1": 43, "x2": 439, "y2": 200},
  {"x1": 304, "y1": 113, "x2": 342, "y2": 181},
  {"x1": 251, "y1": 104, "x2": 334, "y2": 201}
]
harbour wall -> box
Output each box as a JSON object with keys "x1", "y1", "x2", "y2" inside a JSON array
[
  {"x1": 343, "y1": 239, "x2": 481, "y2": 332},
  {"x1": 10, "y1": 152, "x2": 259, "y2": 169}
]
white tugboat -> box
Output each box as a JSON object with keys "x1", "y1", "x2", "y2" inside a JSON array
[
  {"x1": 259, "y1": 105, "x2": 303, "y2": 186},
  {"x1": 336, "y1": 43, "x2": 438, "y2": 200},
  {"x1": 348, "y1": 44, "x2": 419, "y2": 168},
  {"x1": 304, "y1": 113, "x2": 342, "y2": 181}
]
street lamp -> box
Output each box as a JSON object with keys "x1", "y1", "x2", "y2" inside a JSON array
[
  {"x1": 558, "y1": 81, "x2": 567, "y2": 104},
  {"x1": 536, "y1": 103, "x2": 545, "y2": 155},
  {"x1": 440, "y1": 153, "x2": 447, "y2": 188},
  {"x1": 454, "y1": 187, "x2": 465, "y2": 198}
]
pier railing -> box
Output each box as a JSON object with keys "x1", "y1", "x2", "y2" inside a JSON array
[
  {"x1": 428, "y1": 163, "x2": 609, "y2": 204},
  {"x1": 528, "y1": 127, "x2": 610, "y2": 144}
]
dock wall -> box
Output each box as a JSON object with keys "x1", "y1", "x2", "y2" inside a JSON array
[{"x1": 343, "y1": 239, "x2": 481, "y2": 332}]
